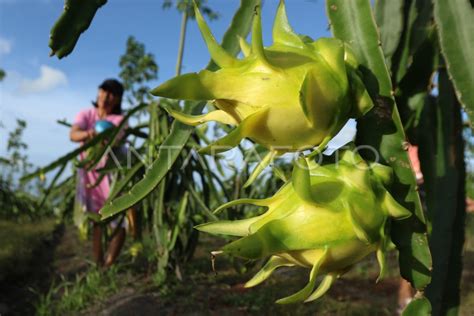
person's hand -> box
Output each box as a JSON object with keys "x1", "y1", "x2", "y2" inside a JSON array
[
  {"x1": 86, "y1": 129, "x2": 97, "y2": 141},
  {"x1": 70, "y1": 125, "x2": 97, "y2": 143}
]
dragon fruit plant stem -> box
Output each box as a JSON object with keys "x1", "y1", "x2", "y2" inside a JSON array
[
  {"x1": 151, "y1": 0, "x2": 374, "y2": 186},
  {"x1": 196, "y1": 145, "x2": 411, "y2": 304}
]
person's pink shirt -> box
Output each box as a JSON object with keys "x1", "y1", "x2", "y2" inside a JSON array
[{"x1": 74, "y1": 107, "x2": 125, "y2": 213}]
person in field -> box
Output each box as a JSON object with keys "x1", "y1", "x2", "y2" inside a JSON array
[{"x1": 70, "y1": 79, "x2": 127, "y2": 267}]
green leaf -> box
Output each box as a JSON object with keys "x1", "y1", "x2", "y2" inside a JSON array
[
  {"x1": 391, "y1": 0, "x2": 433, "y2": 83},
  {"x1": 423, "y1": 64, "x2": 466, "y2": 315},
  {"x1": 49, "y1": 0, "x2": 107, "y2": 58},
  {"x1": 433, "y1": 0, "x2": 474, "y2": 123},
  {"x1": 327, "y1": 1, "x2": 392, "y2": 93},
  {"x1": 402, "y1": 296, "x2": 432, "y2": 316},
  {"x1": 100, "y1": 0, "x2": 257, "y2": 219},
  {"x1": 101, "y1": 102, "x2": 202, "y2": 220},
  {"x1": 105, "y1": 161, "x2": 144, "y2": 204},
  {"x1": 38, "y1": 162, "x2": 68, "y2": 208},
  {"x1": 168, "y1": 191, "x2": 189, "y2": 251},
  {"x1": 187, "y1": 184, "x2": 218, "y2": 221},
  {"x1": 374, "y1": 0, "x2": 404, "y2": 69},
  {"x1": 326, "y1": 0, "x2": 431, "y2": 290},
  {"x1": 20, "y1": 130, "x2": 108, "y2": 183},
  {"x1": 397, "y1": 29, "x2": 437, "y2": 97},
  {"x1": 206, "y1": 0, "x2": 258, "y2": 71},
  {"x1": 396, "y1": 28, "x2": 438, "y2": 133}
]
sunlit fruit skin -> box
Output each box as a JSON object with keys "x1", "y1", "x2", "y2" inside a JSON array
[
  {"x1": 196, "y1": 146, "x2": 411, "y2": 304},
  {"x1": 151, "y1": 1, "x2": 373, "y2": 154}
]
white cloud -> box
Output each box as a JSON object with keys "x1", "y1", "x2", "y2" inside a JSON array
[
  {"x1": 0, "y1": 37, "x2": 12, "y2": 55},
  {"x1": 0, "y1": 87, "x2": 89, "y2": 167},
  {"x1": 19, "y1": 65, "x2": 67, "y2": 94}
]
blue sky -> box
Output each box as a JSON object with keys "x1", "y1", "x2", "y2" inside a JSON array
[{"x1": 0, "y1": 0, "x2": 336, "y2": 168}]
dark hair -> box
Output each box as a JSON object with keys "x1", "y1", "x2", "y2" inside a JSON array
[{"x1": 92, "y1": 79, "x2": 124, "y2": 114}]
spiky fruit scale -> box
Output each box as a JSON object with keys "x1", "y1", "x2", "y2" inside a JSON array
[
  {"x1": 151, "y1": 1, "x2": 373, "y2": 155},
  {"x1": 196, "y1": 146, "x2": 411, "y2": 304}
]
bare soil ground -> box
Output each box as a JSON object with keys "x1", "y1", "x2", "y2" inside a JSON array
[
  {"x1": 3, "y1": 213, "x2": 474, "y2": 315},
  {"x1": 0, "y1": 219, "x2": 59, "y2": 315},
  {"x1": 82, "y1": 249, "x2": 402, "y2": 315},
  {"x1": 58, "y1": 228, "x2": 402, "y2": 315}
]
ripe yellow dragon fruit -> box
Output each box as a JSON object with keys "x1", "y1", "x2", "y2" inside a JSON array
[
  {"x1": 196, "y1": 146, "x2": 411, "y2": 304},
  {"x1": 151, "y1": 1, "x2": 373, "y2": 184}
]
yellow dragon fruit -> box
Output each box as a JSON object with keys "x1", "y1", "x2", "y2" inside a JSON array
[
  {"x1": 196, "y1": 145, "x2": 411, "y2": 304},
  {"x1": 151, "y1": 1, "x2": 374, "y2": 185}
]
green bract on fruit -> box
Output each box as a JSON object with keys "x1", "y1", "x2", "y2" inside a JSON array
[
  {"x1": 151, "y1": 1, "x2": 373, "y2": 158},
  {"x1": 196, "y1": 146, "x2": 411, "y2": 304}
]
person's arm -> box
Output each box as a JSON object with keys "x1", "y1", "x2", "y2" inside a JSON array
[{"x1": 70, "y1": 124, "x2": 96, "y2": 143}]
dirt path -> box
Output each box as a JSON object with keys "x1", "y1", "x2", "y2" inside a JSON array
[
  {"x1": 81, "y1": 236, "x2": 401, "y2": 316},
  {"x1": 10, "y1": 218, "x2": 472, "y2": 315},
  {"x1": 0, "y1": 223, "x2": 93, "y2": 315},
  {"x1": 0, "y1": 223, "x2": 62, "y2": 315},
  {"x1": 51, "y1": 225, "x2": 91, "y2": 278}
]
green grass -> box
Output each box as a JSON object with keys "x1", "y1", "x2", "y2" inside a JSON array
[
  {"x1": 467, "y1": 174, "x2": 474, "y2": 199},
  {"x1": 143, "y1": 236, "x2": 399, "y2": 315},
  {"x1": 0, "y1": 218, "x2": 57, "y2": 281},
  {"x1": 35, "y1": 265, "x2": 120, "y2": 315},
  {"x1": 20, "y1": 215, "x2": 474, "y2": 315}
]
